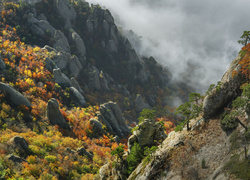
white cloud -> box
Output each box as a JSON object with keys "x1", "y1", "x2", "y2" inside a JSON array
[{"x1": 87, "y1": 0, "x2": 250, "y2": 93}]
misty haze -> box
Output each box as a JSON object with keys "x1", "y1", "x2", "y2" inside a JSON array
[{"x1": 88, "y1": 0, "x2": 250, "y2": 93}]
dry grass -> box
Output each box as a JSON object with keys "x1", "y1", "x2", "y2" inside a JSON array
[{"x1": 169, "y1": 117, "x2": 231, "y2": 179}]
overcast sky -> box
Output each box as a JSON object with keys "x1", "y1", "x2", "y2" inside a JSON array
[{"x1": 87, "y1": 0, "x2": 250, "y2": 93}]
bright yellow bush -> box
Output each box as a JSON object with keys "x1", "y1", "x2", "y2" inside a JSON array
[
  {"x1": 45, "y1": 155, "x2": 57, "y2": 163},
  {"x1": 27, "y1": 155, "x2": 37, "y2": 164}
]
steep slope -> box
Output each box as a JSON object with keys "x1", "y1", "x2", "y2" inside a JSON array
[{"x1": 121, "y1": 49, "x2": 250, "y2": 180}]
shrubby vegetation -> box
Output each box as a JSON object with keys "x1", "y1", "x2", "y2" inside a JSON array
[
  {"x1": 138, "y1": 108, "x2": 155, "y2": 123},
  {"x1": 224, "y1": 154, "x2": 250, "y2": 180},
  {"x1": 238, "y1": 31, "x2": 250, "y2": 46},
  {"x1": 111, "y1": 143, "x2": 159, "y2": 176},
  {"x1": 220, "y1": 83, "x2": 250, "y2": 133},
  {"x1": 175, "y1": 92, "x2": 203, "y2": 131},
  {"x1": 126, "y1": 143, "x2": 144, "y2": 175},
  {"x1": 220, "y1": 112, "x2": 238, "y2": 132}
]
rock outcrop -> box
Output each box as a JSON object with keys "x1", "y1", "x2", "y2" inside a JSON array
[
  {"x1": 54, "y1": 0, "x2": 76, "y2": 28},
  {"x1": 203, "y1": 54, "x2": 246, "y2": 119},
  {"x1": 27, "y1": 13, "x2": 56, "y2": 37},
  {"x1": 76, "y1": 147, "x2": 93, "y2": 160},
  {"x1": 53, "y1": 30, "x2": 71, "y2": 53},
  {"x1": 45, "y1": 57, "x2": 58, "y2": 72},
  {"x1": 69, "y1": 55, "x2": 82, "y2": 78},
  {"x1": 97, "y1": 162, "x2": 112, "y2": 180},
  {"x1": 7, "y1": 136, "x2": 29, "y2": 157},
  {"x1": 53, "y1": 68, "x2": 71, "y2": 88},
  {"x1": 49, "y1": 51, "x2": 82, "y2": 78},
  {"x1": 0, "y1": 82, "x2": 31, "y2": 107},
  {"x1": 88, "y1": 66, "x2": 101, "y2": 90},
  {"x1": 87, "y1": 66, "x2": 109, "y2": 91},
  {"x1": 99, "y1": 71, "x2": 109, "y2": 91},
  {"x1": 69, "y1": 87, "x2": 86, "y2": 107},
  {"x1": 64, "y1": 147, "x2": 93, "y2": 160},
  {"x1": 89, "y1": 118, "x2": 104, "y2": 136},
  {"x1": 135, "y1": 94, "x2": 151, "y2": 112},
  {"x1": 7, "y1": 154, "x2": 27, "y2": 163},
  {"x1": 70, "y1": 29, "x2": 86, "y2": 65},
  {"x1": 52, "y1": 51, "x2": 71, "y2": 71},
  {"x1": 98, "y1": 101, "x2": 130, "y2": 137},
  {"x1": 128, "y1": 119, "x2": 166, "y2": 152},
  {"x1": 27, "y1": 13, "x2": 70, "y2": 53},
  {"x1": 70, "y1": 77, "x2": 83, "y2": 94},
  {"x1": 46, "y1": 98, "x2": 68, "y2": 129}
]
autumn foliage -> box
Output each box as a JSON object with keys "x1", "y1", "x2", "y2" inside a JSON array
[
  {"x1": 0, "y1": 1, "x2": 178, "y2": 179},
  {"x1": 233, "y1": 43, "x2": 250, "y2": 79},
  {"x1": 0, "y1": 4, "x2": 124, "y2": 179}
]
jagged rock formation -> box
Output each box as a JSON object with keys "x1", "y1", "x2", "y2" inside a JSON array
[
  {"x1": 70, "y1": 77, "x2": 84, "y2": 93},
  {"x1": 0, "y1": 82, "x2": 31, "y2": 107},
  {"x1": 27, "y1": 13, "x2": 71, "y2": 53},
  {"x1": 54, "y1": 0, "x2": 76, "y2": 29},
  {"x1": 45, "y1": 47, "x2": 83, "y2": 78},
  {"x1": 15, "y1": 0, "x2": 183, "y2": 117},
  {"x1": 98, "y1": 162, "x2": 112, "y2": 180},
  {"x1": 64, "y1": 147, "x2": 93, "y2": 160},
  {"x1": 98, "y1": 101, "x2": 130, "y2": 137},
  {"x1": 69, "y1": 55, "x2": 83, "y2": 77},
  {"x1": 45, "y1": 56, "x2": 58, "y2": 72},
  {"x1": 87, "y1": 66, "x2": 102, "y2": 90},
  {"x1": 89, "y1": 118, "x2": 104, "y2": 136},
  {"x1": 51, "y1": 51, "x2": 71, "y2": 71},
  {"x1": 53, "y1": 68, "x2": 71, "y2": 88},
  {"x1": 69, "y1": 87, "x2": 86, "y2": 107},
  {"x1": 70, "y1": 29, "x2": 86, "y2": 65},
  {"x1": 0, "y1": 1, "x2": 205, "y2": 180},
  {"x1": 7, "y1": 154, "x2": 27, "y2": 163},
  {"x1": 76, "y1": 147, "x2": 93, "y2": 160},
  {"x1": 128, "y1": 119, "x2": 166, "y2": 151},
  {"x1": 46, "y1": 98, "x2": 68, "y2": 128},
  {"x1": 203, "y1": 54, "x2": 246, "y2": 119},
  {"x1": 85, "y1": 66, "x2": 110, "y2": 91},
  {"x1": 134, "y1": 94, "x2": 151, "y2": 112},
  {"x1": 7, "y1": 136, "x2": 29, "y2": 157}
]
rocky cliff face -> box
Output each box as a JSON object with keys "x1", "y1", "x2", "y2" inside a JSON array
[
  {"x1": 203, "y1": 54, "x2": 246, "y2": 119},
  {"x1": 26, "y1": 0, "x2": 164, "y2": 84},
  {"x1": 10, "y1": 0, "x2": 187, "y2": 111}
]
